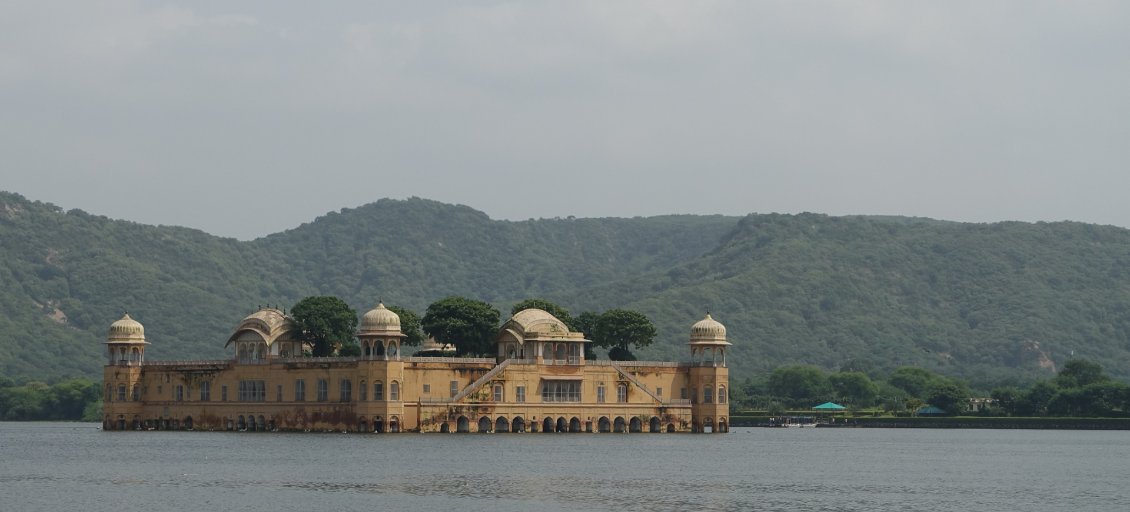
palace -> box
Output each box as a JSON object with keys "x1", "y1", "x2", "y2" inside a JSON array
[{"x1": 102, "y1": 303, "x2": 731, "y2": 434}]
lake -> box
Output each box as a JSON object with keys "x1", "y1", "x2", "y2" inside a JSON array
[{"x1": 1, "y1": 422, "x2": 1127, "y2": 511}]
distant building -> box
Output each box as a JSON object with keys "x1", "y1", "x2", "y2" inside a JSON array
[{"x1": 102, "y1": 304, "x2": 731, "y2": 434}]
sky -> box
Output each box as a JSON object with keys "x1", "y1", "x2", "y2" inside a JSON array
[{"x1": 3, "y1": 1, "x2": 1128, "y2": 240}]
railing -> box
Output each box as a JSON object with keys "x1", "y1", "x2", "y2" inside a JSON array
[
  {"x1": 144, "y1": 360, "x2": 231, "y2": 367},
  {"x1": 273, "y1": 356, "x2": 359, "y2": 364},
  {"x1": 688, "y1": 361, "x2": 726, "y2": 367},
  {"x1": 451, "y1": 359, "x2": 512, "y2": 402},
  {"x1": 610, "y1": 362, "x2": 664, "y2": 404},
  {"x1": 403, "y1": 357, "x2": 496, "y2": 364},
  {"x1": 587, "y1": 360, "x2": 681, "y2": 368}
]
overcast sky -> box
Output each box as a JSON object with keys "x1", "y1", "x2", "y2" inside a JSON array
[{"x1": 3, "y1": 1, "x2": 1128, "y2": 240}]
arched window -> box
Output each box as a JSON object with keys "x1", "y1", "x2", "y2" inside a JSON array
[
  {"x1": 390, "y1": 381, "x2": 400, "y2": 401},
  {"x1": 388, "y1": 343, "x2": 398, "y2": 358},
  {"x1": 339, "y1": 379, "x2": 352, "y2": 402},
  {"x1": 617, "y1": 384, "x2": 627, "y2": 403},
  {"x1": 374, "y1": 381, "x2": 384, "y2": 400},
  {"x1": 718, "y1": 385, "x2": 727, "y2": 404}
]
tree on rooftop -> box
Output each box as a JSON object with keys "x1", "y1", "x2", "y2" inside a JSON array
[
  {"x1": 421, "y1": 297, "x2": 500, "y2": 356},
  {"x1": 387, "y1": 305, "x2": 424, "y2": 346},
  {"x1": 291, "y1": 296, "x2": 358, "y2": 357},
  {"x1": 591, "y1": 309, "x2": 656, "y2": 361}
]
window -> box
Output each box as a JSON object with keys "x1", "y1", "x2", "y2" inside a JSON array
[
  {"x1": 175, "y1": 385, "x2": 184, "y2": 402},
  {"x1": 492, "y1": 384, "x2": 503, "y2": 402},
  {"x1": 423, "y1": 384, "x2": 431, "y2": 394},
  {"x1": 390, "y1": 381, "x2": 400, "y2": 401},
  {"x1": 450, "y1": 380, "x2": 458, "y2": 397},
  {"x1": 117, "y1": 384, "x2": 127, "y2": 402},
  {"x1": 681, "y1": 387, "x2": 688, "y2": 400},
  {"x1": 317, "y1": 379, "x2": 328, "y2": 402},
  {"x1": 541, "y1": 381, "x2": 580, "y2": 402},
  {"x1": 276, "y1": 384, "x2": 283, "y2": 402},
  {"x1": 200, "y1": 382, "x2": 210, "y2": 402},
  {"x1": 340, "y1": 379, "x2": 352, "y2": 402},
  {"x1": 374, "y1": 381, "x2": 384, "y2": 401},
  {"x1": 295, "y1": 380, "x2": 306, "y2": 402},
  {"x1": 656, "y1": 387, "x2": 663, "y2": 397},
  {"x1": 718, "y1": 385, "x2": 727, "y2": 404},
  {"x1": 238, "y1": 380, "x2": 266, "y2": 402},
  {"x1": 132, "y1": 384, "x2": 141, "y2": 401},
  {"x1": 221, "y1": 385, "x2": 228, "y2": 401},
  {"x1": 516, "y1": 386, "x2": 526, "y2": 403},
  {"x1": 617, "y1": 384, "x2": 627, "y2": 403},
  {"x1": 704, "y1": 387, "x2": 713, "y2": 404},
  {"x1": 597, "y1": 384, "x2": 606, "y2": 403}
]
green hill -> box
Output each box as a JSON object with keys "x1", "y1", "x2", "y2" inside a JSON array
[{"x1": 4, "y1": 190, "x2": 1130, "y2": 389}]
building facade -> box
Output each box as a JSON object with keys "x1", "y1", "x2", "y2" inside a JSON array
[{"x1": 102, "y1": 304, "x2": 731, "y2": 434}]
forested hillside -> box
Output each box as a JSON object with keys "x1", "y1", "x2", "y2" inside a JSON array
[{"x1": 4, "y1": 190, "x2": 1130, "y2": 389}]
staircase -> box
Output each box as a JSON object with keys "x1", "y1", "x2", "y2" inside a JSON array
[
  {"x1": 452, "y1": 359, "x2": 512, "y2": 402},
  {"x1": 610, "y1": 362, "x2": 664, "y2": 404}
]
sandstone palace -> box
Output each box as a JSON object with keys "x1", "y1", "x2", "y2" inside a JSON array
[{"x1": 102, "y1": 303, "x2": 731, "y2": 434}]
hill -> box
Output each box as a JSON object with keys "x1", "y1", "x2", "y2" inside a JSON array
[{"x1": 4, "y1": 190, "x2": 1130, "y2": 389}]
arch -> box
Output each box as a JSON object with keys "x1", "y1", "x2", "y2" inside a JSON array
[
  {"x1": 258, "y1": 415, "x2": 266, "y2": 431},
  {"x1": 542, "y1": 417, "x2": 554, "y2": 433},
  {"x1": 703, "y1": 417, "x2": 714, "y2": 434},
  {"x1": 629, "y1": 417, "x2": 642, "y2": 433},
  {"x1": 390, "y1": 381, "x2": 400, "y2": 401},
  {"x1": 718, "y1": 418, "x2": 728, "y2": 433},
  {"x1": 237, "y1": 415, "x2": 246, "y2": 430},
  {"x1": 132, "y1": 415, "x2": 141, "y2": 430},
  {"x1": 116, "y1": 415, "x2": 126, "y2": 431},
  {"x1": 184, "y1": 416, "x2": 194, "y2": 430},
  {"x1": 358, "y1": 418, "x2": 368, "y2": 433},
  {"x1": 511, "y1": 416, "x2": 525, "y2": 433},
  {"x1": 440, "y1": 422, "x2": 450, "y2": 433},
  {"x1": 666, "y1": 423, "x2": 676, "y2": 433},
  {"x1": 375, "y1": 342, "x2": 386, "y2": 358},
  {"x1": 569, "y1": 417, "x2": 582, "y2": 433},
  {"x1": 268, "y1": 418, "x2": 277, "y2": 432},
  {"x1": 718, "y1": 385, "x2": 727, "y2": 404},
  {"x1": 495, "y1": 416, "x2": 509, "y2": 433},
  {"x1": 613, "y1": 417, "x2": 626, "y2": 433},
  {"x1": 556, "y1": 417, "x2": 566, "y2": 433},
  {"x1": 389, "y1": 416, "x2": 400, "y2": 433},
  {"x1": 247, "y1": 415, "x2": 257, "y2": 431},
  {"x1": 478, "y1": 416, "x2": 492, "y2": 433},
  {"x1": 457, "y1": 416, "x2": 470, "y2": 433},
  {"x1": 387, "y1": 342, "x2": 399, "y2": 359},
  {"x1": 598, "y1": 416, "x2": 611, "y2": 433},
  {"x1": 225, "y1": 418, "x2": 234, "y2": 431},
  {"x1": 374, "y1": 416, "x2": 384, "y2": 433},
  {"x1": 649, "y1": 416, "x2": 661, "y2": 433}
]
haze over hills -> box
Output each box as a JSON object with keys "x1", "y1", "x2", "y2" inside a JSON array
[{"x1": 3, "y1": 190, "x2": 1130, "y2": 389}]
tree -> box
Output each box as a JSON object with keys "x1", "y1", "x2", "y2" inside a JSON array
[
  {"x1": 387, "y1": 305, "x2": 424, "y2": 346},
  {"x1": 573, "y1": 311, "x2": 601, "y2": 359},
  {"x1": 1054, "y1": 359, "x2": 1108, "y2": 389},
  {"x1": 926, "y1": 381, "x2": 969, "y2": 415},
  {"x1": 421, "y1": 297, "x2": 500, "y2": 356},
  {"x1": 291, "y1": 296, "x2": 358, "y2": 357},
  {"x1": 511, "y1": 298, "x2": 574, "y2": 329},
  {"x1": 829, "y1": 372, "x2": 878, "y2": 406},
  {"x1": 888, "y1": 367, "x2": 942, "y2": 399},
  {"x1": 591, "y1": 309, "x2": 657, "y2": 361},
  {"x1": 767, "y1": 365, "x2": 831, "y2": 405}
]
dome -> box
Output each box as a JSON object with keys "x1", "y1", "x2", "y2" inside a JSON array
[
  {"x1": 689, "y1": 313, "x2": 729, "y2": 345},
  {"x1": 107, "y1": 313, "x2": 146, "y2": 343},
  {"x1": 508, "y1": 309, "x2": 569, "y2": 335},
  {"x1": 359, "y1": 303, "x2": 401, "y2": 334},
  {"x1": 224, "y1": 307, "x2": 298, "y2": 347}
]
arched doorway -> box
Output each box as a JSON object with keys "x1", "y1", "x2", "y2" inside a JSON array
[
  {"x1": 359, "y1": 419, "x2": 368, "y2": 432},
  {"x1": 512, "y1": 417, "x2": 525, "y2": 433},
  {"x1": 569, "y1": 417, "x2": 582, "y2": 433},
  {"x1": 247, "y1": 416, "x2": 257, "y2": 431},
  {"x1": 666, "y1": 423, "x2": 676, "y2": 433},
  {"x1": 440, "y1": 423, "x2": 450, "y2": 433},
  {"x1": 629, "y1": 417, "x2": 642, "y2": 433},
  {"x1": 649, "y1": 416, "x2": 661, "y2": 433},
  {"x1": 389, "y1": 416, "x2": 400, "y2": 433},
  {"x1": 718, "y1": 418, "x2": 728, "y2": 433},
  {"x1": 703, "y1": 417, "x2": 714, "y2": 434},
  {"x1": 258, "y1": 416, "x2": 266, "y2": 432},
  {"x1": 374, "y1": 416, "x2": 384, "y2": 433},
  {"x1": 598, "y1": 416, "x2": 611, "y2": 433},
  {"x1": 542, "y1": 417, "x2": 554, "y2": 433},
  {"x1": 237, "y1": 416, "x2": 246, "y2": 431},
  {"x1": 495, "y1": 416, "x2": 509, "y2": 433},
  {"x1": 184, "y1": 416, "x2": 193, "y2": 430},
  {"x1": 457, "y1": 416, "x2": 470, "y2": 433},
  {"x1": 116, "y1": 415, "x2": 126, "y2": 431},
  {"x1": 556, "y1": 417, "x2": 567, "y2": 433},
  {"x1": 132, "y1": 416, "x2": 141, "y2": 430},
  {"x1": 613, "y1": 417, "x2": 626, "y2": 433},
  {"x1": 478, "y1": 416, "x2": 492, "y2": 433}
]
